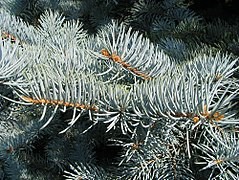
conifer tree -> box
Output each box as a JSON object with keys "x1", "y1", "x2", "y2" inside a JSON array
[{"x1": 0, "y1": 0, "x2": 239, "y2": 179}]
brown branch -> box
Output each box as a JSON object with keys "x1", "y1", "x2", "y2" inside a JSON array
[
  {"x1": 1, "y1": 31, "x2": 16, "y2": 43},
  {"x1": 21, "y1": 96, "x2": 98, "y2": 111},
  {"x1": 169, "y1": 105, "x2": 224, "y2": 124},
  {"x1": 101, "y1": 49, "x2": 151, "y2": 80}
]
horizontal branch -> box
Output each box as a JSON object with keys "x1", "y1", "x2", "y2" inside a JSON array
[
  {"x1": 101, "y1": 49, "x2": 151, "y2": 80},
  {"x1": 21, "y1": 96, "x2": 98, "y2": 111}
]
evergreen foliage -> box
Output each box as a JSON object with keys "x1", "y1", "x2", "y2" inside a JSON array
[{"x1": 0, "y1": 0, "x2": 239, "y2": 179}]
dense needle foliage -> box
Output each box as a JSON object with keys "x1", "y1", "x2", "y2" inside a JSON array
[{"x1": 0, "y1": 0, "x2": 239, "y2": 179}]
